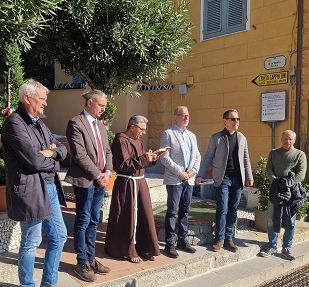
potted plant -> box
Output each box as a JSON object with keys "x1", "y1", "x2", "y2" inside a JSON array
[{"x1": 254, "y1": 156, "x2": 271, "y2": 232}]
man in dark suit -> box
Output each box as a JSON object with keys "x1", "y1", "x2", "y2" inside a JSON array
[
  {"x1": 65, "y1": 89, "x2": 112, "y2": 282},
  {"x1": 1, "y1": 79, "x2": 68, "y2": 286}
]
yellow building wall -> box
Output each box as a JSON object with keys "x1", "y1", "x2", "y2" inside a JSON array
[
  {"x1": 148, "y1": 0, "x2": 301, "y2": 170},
  {"x1": 301, "y1": 2, "x2": 309, "y2": 152},
  {"x1": 44, "y1": 88, "x2": 149, "y2": 150}
]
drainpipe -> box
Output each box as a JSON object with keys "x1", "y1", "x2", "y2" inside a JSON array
[{"x1": 295, "y1": 0, "x2": 303, "y2": 148}]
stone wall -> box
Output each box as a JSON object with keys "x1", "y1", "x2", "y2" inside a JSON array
[{"x1": 0, "y1": 213, "x2": 21, "y2": 254}]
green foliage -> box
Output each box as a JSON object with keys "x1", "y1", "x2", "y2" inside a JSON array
[
  {"x1": 0, "y1": 0, "x2": 63, "y2": 51},
  {"x1": 104, "y1": 101, "x2": 117, "y2": 145},
  {"x1": 33, "y1": 0, "x2": 192, "y2": 95},
  {"x1": 254, "y1": 156, "x2": 271, "y2": 211},
  {"x1": 107, "y1": 129, "x2": 116, "y2": 146},
  {"x1": 0, "y1": 42, "x2": 25, "y2": 185},
  {"x1": 297, "y1": 183, "x2": 309, "y2": 218},
  {"x1": 0, "y1": 0, "x2": 63, "y2": 86},
  {"x1": 0, "y1": 42, "x2": 24, "y2": 129},
  {"x1": 104, "y1": 101, "x2": 117, "y2": 127}
]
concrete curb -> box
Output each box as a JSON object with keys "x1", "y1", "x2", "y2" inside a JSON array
[
  {"x1": 169, "y1": 240, "x2": 309, "y2": 287},
  {"x1": 94, "y1": 226, "x2": 309, "y2": 287},
  {"x1": 94, "y1": 243, "x2": 261, "y2": 287}
]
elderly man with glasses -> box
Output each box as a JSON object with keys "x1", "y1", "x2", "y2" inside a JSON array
[
  {"x1": 105, "y1": 115, "x2": 160, "y2": 263},
  {"x1": 160, "y1": 106, "x2": 201, "y2": 258},
  {"x1": 196, "y1": 109, "x2": 254, "y2": 252}
]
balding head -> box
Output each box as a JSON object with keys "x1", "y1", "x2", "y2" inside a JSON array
[{"x1": 281, "y1": 130, "x2": 296, "y2": 150}]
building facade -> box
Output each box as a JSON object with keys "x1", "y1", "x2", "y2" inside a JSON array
[
  {"x1": 145, "y1": 0, "x2": 309, "y2": 169},
  {"x1": 45, "y1": 0, "x2": 309, "y2": 171}
]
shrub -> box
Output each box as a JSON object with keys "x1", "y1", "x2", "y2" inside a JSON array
[
  {"x1": 254, "y1": 157, "x2": 270, "y2": 211},
  {"x1": 297, "y1": 183, "x2": 309, "y2": 219}
]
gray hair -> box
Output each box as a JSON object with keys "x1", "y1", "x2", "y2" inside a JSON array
[
  {"x1": 127, "y1": 115, "x2": 148, "y2": 129},
  {"x1": 174, "y1": 106, "x2": 188, "y2": 115},
  {"x1": 282, "y1": 130, "x2": 296, "y2": 139},
  {"x1": 19, "y1": 79, "x2": 49, "y2": 102},
  {"x1": 82, "y1": 89, "x2": 107, "y2": 105}
]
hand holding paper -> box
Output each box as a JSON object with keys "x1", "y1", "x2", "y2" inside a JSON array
[{"x1": 152, "y1": 146, "x2": 171, "y2": 156}]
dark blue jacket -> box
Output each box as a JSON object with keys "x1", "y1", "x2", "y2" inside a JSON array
[{"x1": 1, "y1": 102, "x2": 67, "y2": 221}]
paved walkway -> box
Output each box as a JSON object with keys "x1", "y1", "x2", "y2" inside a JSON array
[{"x1": 1, "y1": 201, "x2": 309, "y2": 287}]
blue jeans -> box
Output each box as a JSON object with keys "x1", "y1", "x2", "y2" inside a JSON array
[
  {"x1": 165, "y1": 182, "x2": 193, "y2": 246},
  {"x1": 73, "y1": 184, "x2": 105, "y2": 264},
  {"x1": 267, "y1": 201, "x2": 296, "y2": 250},
  {"x1": 18, "y1": 183, "x2": 67, "y2": 287},
  {"x1": 215, "y1": 174, "x2": 243, "y2": 241}
]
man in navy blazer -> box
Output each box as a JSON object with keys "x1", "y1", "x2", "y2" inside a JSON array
[
  {"x1": 1, "y1": 79, "x2": 67, "y2": 286},
  {"x1": 160, "y1": 106, "x2": 201, "y2": 258},
  {"x1": 197, "y1": 109, "x2": 254, "y2": 252}
]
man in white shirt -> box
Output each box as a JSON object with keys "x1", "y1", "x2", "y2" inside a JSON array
[
  {"x1": 160, "y1": 106, "x2": 201, "y2": 258},
  {"x1": 65, "y1": 90, "x2": 112, "y2": 282}
]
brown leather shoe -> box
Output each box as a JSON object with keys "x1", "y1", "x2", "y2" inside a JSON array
[
  {"x1": 74, "y1": 263, "x2": 96, "y2": 282},
  {"x1": 223, "y1": 240, "x2": 238, "y2": 252},
  {"x1": 90, "y1": 259, "x2": 111, "y2": 274},
  {"x1": 212, "y1": 240, "x2": 224, "y2": 252}
]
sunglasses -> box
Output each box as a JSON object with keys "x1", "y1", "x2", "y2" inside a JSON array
[{"x1": 226, "y1": 118, "x2": 240, "y2": 122}]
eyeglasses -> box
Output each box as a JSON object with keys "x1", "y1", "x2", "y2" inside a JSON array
[
  {"x1": 177, "y1": 114, "x2": 190, "y2": 118},
  {"x1": 226, "y1": 118, "x2": 240, "y2": 122},
  {"x1": 133, "y1": 124, "x2": 146, "y2": 132}
]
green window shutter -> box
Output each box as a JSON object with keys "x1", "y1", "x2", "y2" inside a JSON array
[
  {"x1": 203, "y1": 0, "x2": 222, "y2": 38},
  {"x1": 203, "y1": 0, "x2": 248, "y2": 40},
  {"x1": 227, "y1": 0, "x2": 247, "y2": 32}
]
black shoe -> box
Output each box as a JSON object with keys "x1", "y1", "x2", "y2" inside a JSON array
[
  {"x1": 164, "y1": 245, "x2": 179, "y2": 258},
  {"x1": 177, "y1": 242, "x2": 196, "y2": 253}
]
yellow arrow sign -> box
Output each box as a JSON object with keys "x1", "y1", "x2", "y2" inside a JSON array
[{"x1": 252, "y1": 71, "x2": 288, "y2": 86}]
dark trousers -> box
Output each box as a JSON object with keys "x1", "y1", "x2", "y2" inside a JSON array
[
  {"x1": 73, "y1": 184, "x2": 105, "y2": 265},
  {"x1": 215, "y1": 174, "x2": 243, "y2": 241},
  {"x1": 165, "y1": 182, "x2": 193, "y2": 246}
]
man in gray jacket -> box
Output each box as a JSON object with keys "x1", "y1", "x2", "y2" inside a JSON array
[
  {"x1": 196, "y1": 109, "x2": 254, "y2": 252},
  {"x1": 160, "y1": 106, "x2": 201, "y2": 258}
]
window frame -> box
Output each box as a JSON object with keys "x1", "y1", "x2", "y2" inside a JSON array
[{"x1": 200, "y1": 0, "x2": 250, "y2": 41}]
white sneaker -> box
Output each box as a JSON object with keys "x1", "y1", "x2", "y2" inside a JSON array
[{"x1": 259, "y1": 247, "x2": 277, "y2": 257}]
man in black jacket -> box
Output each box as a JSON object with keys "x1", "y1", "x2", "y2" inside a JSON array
[{"x1": 1, "y1": 79, "x2": 67, "y2": 286}]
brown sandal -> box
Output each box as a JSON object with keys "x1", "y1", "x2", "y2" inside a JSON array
[{"x1": 142, "y1": 253, "x2": 156, "y2": 261}]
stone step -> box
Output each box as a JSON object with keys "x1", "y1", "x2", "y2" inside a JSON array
[
  {"x1": 93, "y1": 225, "x2": 309, "y2": 287},
  {"x1": 169, "y1": 238, "x2": 309, "y2": 287}
]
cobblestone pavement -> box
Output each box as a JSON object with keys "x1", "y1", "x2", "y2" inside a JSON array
[
  {"x1": 259, "y1": 263, "x2": 309, "y2": 287},
  {"x1": 0, "y1": 257, "x2": 19, "y2": 286}
]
